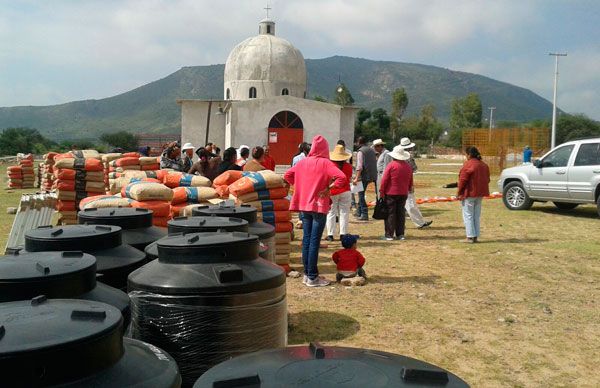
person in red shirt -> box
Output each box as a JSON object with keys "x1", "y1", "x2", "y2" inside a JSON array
[
  {"x1": 262, "y1": 145, "x2": 276, "y2": 171},
  {"x1": 325, "y1": 145, "x2": 353, "y2": 241},
  {"x1": 458, "y1": 146, "x2": 490, "y2": 243},
  {"x1": 379, "y1": 145, "x2": 413, "y2": 241},
  {"x1": 332, "y1": 234, "x2": 366, "y2": 282}
]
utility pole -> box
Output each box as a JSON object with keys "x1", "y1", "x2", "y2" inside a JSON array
[
  {"x1": 488, "y1": 107, "x2": 496, "y2": 141},
  {"x1": 549, "y1": 52, "x2": 567, "y2": 149}
]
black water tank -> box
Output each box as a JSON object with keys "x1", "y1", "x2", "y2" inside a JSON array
[
  {"x1": 24, "y1": 225, "x2": 146, "y2": 290},
  {"x1": 0, "y1": 249, "x2": 131, "y2": 328},
  {"x1": 145, "y1": 216, "x2": 250, "y2": 260},
  {"x1": 192, "y1": 204, "x2": 276, "y2": 262},
  {"x1": 0, "y1": 298, "x2": 181, "y2": 387},
  {"x1": 78, "y1": 207, "x2": 167, "y2": 250},
  {"x1": 194, "y1": 343, "x2": 470, "y2": 387},
  {"x1": 128, "y1": 231, "x2": 286, "y2": 388}
]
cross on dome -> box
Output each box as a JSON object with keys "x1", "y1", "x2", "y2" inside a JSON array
[{"x1": 264, "y1": 2, "x2": 272, "y2": 18}]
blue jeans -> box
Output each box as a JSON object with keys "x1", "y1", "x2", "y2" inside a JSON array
[
  {"x1": 301, "y1": 212, "x2": 326, "y2": 280},
  {"x1": 461, "y1": 197, "x2": 483, "y2": 238},
  {"x1": 357, "y1": 179, "x2": 377, "y2": 219}
]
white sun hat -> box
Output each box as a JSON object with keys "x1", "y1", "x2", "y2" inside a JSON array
[
  {"x1": 181, "y1": 142, "x2": 194, "y2": 151},
  {"x1": 399, "y1": 137, "x2": 416, "y2": 149},
  {"x1": 388, "y1": 145, "x2": 411, "y2": 161},
  {"x1": 372, "y1": 138, "x2": 386, "y2": 146}
]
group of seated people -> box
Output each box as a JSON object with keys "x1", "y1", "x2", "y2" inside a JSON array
[{"x1": 159, "y1": 141, "x2": 276, "y2": 180}]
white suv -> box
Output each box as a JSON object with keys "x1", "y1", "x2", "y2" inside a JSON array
[{"x1": 498, "y1": 138, "x2": 600, "y2": 216}]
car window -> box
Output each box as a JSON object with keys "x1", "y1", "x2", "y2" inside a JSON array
[
  {"x1": 574, "y1": 143, "x2": 600, "y2": 166},
  {"x1": 541, "y1": 145, "x2": 574, "y2": 168}
]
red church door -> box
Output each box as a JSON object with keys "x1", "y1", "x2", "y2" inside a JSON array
[{"x1": 267, "y1": 111, "x2": 304, "y2": 165}]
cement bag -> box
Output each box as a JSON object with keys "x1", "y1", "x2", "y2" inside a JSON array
[
  {"x1": 228, "y1": 171, "x2": 285, "y2": 197},
  {"x1": 56, "y1": 190, "x2": 92, "y2": 202},
  {"x1": 57, "y1": 200, "x2": 77, "y2": 212},
  {"x1": 275, "y1": 254, "x2": 290, "y2": 265},
  {"x1": 7, "y1": 173, "x2": 23, "y2": 179},
  {"x1": 79, "y1": 195, "x2": 134, "y2": 209},
  {"x1": 169, "y1": 202, "x2": 211, "y2": 217},
  {"x1": 275, "y1": 244, "x2": 291, "y2": 254},
  {"x1": 115, "y1": 165, "x2": 141, "y2": 172},
  {"x1": 256, "y1": 211, "x2": 292, "y2": 225},
  {"x1": 7, "y1": 166, "x2": 22, "y2": 173},
  {"x1": 122, "y1": 170, "x2": 164, "y2": 180},
  {"x1": 181, "y1": 204, "x2": 203, "y2": 217},
  {"x1": 213, "y1": 170, "x2": 244, "y2": 186},
  {"x1": 275, "y1": 232, "x2": 292, "y2": 244},
  {"x1": 171, "y1": 186, "x2": 218, "y2": 205},
  {"x1": 234, "y1": 187, "x2": 289, "y2": 203},
  {"x1": 70, "y1": 150, "x2": 101, "y2": 160},
  {"x1": 101, "y1": 153, "x2": 122, "y2": 163},
  {"x1": 122, "y1": 181, "x2": 173, "y2": 202},
  {"x1": 141, "y1": 163, "x2": 160, "y2": 171},
  {"x1": 244, "y1": 199, "x2": 290, "y2": 212},
  {"x1": 130, "y1": 200, "x2": 171, "y2": 217},
  {"x1": 55, "y1": 169, "x2": 104, "y2": 182},
  {"x1": 139, "y1": 156, "x2": 159, "y2": 166},
  {"x1": 214, "y1": 185, "x2": 229, "y2": 199},
  {"x1": 110, "y1": 157, "x2": 140, "y2": 167},
  {"x1": 122, "y1": 152, "x2": 141, "y2": 158},
  {"x1": 54, "y1": 158, "x2": 103, "y2": 171},
  {"x1": 274, "y1": 222, "x2": 293, "y2": 233},
  {"x1": 56, "y1": 180, "x2": 106, "y2": 193},
  {"x1": 163, "y1": 172, "x2": 211, "y2": 188},
  {"x1": 152, "y1": 217, "x2": 169, "y2": 228},
  {"x1": 110, "y1": 177, "x2": 161, "y2": 195}
]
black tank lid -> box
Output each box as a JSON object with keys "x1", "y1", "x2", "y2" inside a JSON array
[
  {"x1": 78, "y1": 207, "x2": 153, "y2": 229},
  {"x1": 25, "y1": 225, "x2": 122, "y2": 252},
  {"x1": 0, "y1": 250, "x2": 97, "y2": 302},
  {"x1": 248, "y1": 221, "x2": 276, "y2": 239},
  {"x1": 194, "y1": 343, "x2": 470, "y2": 388},
  {"x1": 168, "y1": 215, "x2": 249, "y2": 235},
  {"x1": 0, "y1": 298, "x2": 123, "y2": 386},
  {"x1": 129, "y1": 232, "x2": 285, "y2": 295},
  {"x1": 193, "y1": 203, "x2": 257, "y2": 223},
  {"x1": 156, "y1": 231, "x2": 259, "y2": 263}
]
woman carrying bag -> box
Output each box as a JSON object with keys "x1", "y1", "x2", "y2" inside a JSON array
[
  {"x1": 325, "y1": 145, "x2": 353, "y2": 241},
  {"x1": 379, "y1": 146, "x2": 413, "y2": 241}
]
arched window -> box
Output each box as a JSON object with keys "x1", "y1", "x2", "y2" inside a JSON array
[
  {"x1": 226, "y1": 88, "x2": 230, "y2": 99},
  {"x1": 281, "y1": 88, "x2": 289, "y2": 96},
  {"x1": 249, "y1": 87, "x2": 257, "y2": 99}
]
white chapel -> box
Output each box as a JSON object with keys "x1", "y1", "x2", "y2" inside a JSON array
[{"x1": 178, "y1": 17, "x2": 357, "y2": 165}]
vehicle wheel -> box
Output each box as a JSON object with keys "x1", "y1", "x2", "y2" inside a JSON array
[
  {"x1": 553, "y1": 202, "x2": 579, "y2": 210},
  {"x1": 502, "y1": 181, "x2": 533, "y2": 210},
  {"x1": 596, "y1": 195, "x2": 600, "y2": 217}
]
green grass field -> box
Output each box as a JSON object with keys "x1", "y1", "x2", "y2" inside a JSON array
[{"x1": 1, "y1": 160, "x2": 598, "y2": 387}]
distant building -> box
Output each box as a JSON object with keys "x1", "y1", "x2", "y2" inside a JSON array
[{"x1": 179, "y1": 18, "x2": 357, "y2": 165}]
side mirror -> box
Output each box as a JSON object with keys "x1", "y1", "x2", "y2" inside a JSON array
[{"x1": 534, "y1": 159, "x2": 542, "y2": 168}]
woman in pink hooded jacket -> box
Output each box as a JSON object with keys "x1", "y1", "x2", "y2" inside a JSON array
[{"x1": 284, "y1": 135, "x2": 346, "y2": 287}]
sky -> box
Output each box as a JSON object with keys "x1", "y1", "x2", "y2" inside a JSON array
[{"x1": 0, "y1": 0, "x2": 598, "y2": 119}]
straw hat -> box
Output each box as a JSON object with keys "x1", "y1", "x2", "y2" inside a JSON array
[
  {"x1": 181, "y1": 142, "x2": 194, "y2": 151},
  {"x1": 399, "y1": 137, "x2": 415, "y2": 149},
  {"x1": 330, "y1": 144, "x2": 352, "y2": 161},
  {"x1": 372, "y1": 138, "x2": 385, "y2": 146},
  {"x1": 388, "y1": 145, "x2": 411, "y2": 161}
]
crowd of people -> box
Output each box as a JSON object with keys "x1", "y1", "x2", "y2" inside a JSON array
[{"x1": 155, "y1": 135, "x2": 490, "y2": 287}]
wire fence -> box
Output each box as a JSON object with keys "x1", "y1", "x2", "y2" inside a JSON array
[{"x1": 463, "y1": 127, "x2": 550, "y2": 174}]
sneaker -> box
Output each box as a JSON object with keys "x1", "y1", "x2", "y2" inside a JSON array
[
  {"x1": 395, "y1": 235, "x2": 406, "y2": 241},
  {"x1": 302, "y1": 275, "x2": 308, "y2": 284},
  {"x1": 462, "y1": 238, "x2": 475, "y2": 244},
  {"x1": 325, "y1": 235, "x2": 334, "y2": 242},
  {"x1": 418, "y1": 220, "x2": 433, "y2": 229},
  {"x1": 306, "y1": 277, "x2": 331, "y2": 287},
  {"x1": 380, "y1": 236, "x2": 394, "y2": 241}
]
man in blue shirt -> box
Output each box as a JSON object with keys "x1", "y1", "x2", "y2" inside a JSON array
[{"x1": 523, "y1": 146, "x2": 533, "y2": 164}]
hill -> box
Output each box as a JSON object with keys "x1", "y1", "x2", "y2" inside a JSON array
[{"x1": 0, "y1": 56, "x2": 553, "y2": 140}]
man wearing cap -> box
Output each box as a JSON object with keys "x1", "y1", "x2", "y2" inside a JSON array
[
  {"x1": 399, "y1": 137, "x2": 433, "y2": 229},
  {"x1": 353, "y1": 136, "x2": 378, "y2": 221},
  {"x1": 160, "y1": 141, "x2": 184, "y2": 171},
  {"x1": 373, "y1": 139, "x2": 388, "y2": 197},
  {"x1": 181, "y1": 143, "x2": 195, "y2": 172}
]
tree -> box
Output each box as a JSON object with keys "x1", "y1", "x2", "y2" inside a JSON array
[
  {"x1": 419, "y1": 105, "x2": 445, "y2": 143},
  {"x1": 556, "y1": 114, "x2": 600, "y2": 144},
  {"x1": 390, "y1": 88, "x2": 409, "y2": 143},
  {"x1": 0, "y1": 127, "x2": 56, "y2": 156},
  {"x1": 449, "y1": 93, "x2": 482, "y2": 129},
  {"x1": 334, "y1": 83, "x2": 355, "y2": 106},
  {"x1": 100, "y1": 131, "x2": 139, "y2": 151},
  {"x1": 368, "y1": 108, "x2": 391, "y2": 136}
]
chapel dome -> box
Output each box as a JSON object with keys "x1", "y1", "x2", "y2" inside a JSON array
[{"x1": 224, "y1": 19, "x2": 307, "y2": 100}]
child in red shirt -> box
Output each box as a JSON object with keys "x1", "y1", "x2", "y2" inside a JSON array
[{"x1": 332, "y1": 234, "x2": 366, "y2": 282}]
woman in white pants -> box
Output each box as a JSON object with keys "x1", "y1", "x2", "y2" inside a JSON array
[{"x1": 326, "y1": 145, "x2": 353, "y2": 241}]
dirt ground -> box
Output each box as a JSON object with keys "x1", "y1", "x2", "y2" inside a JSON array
[{"x1": 285, "y1": 159, "x2": 599, "y2": 387}]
